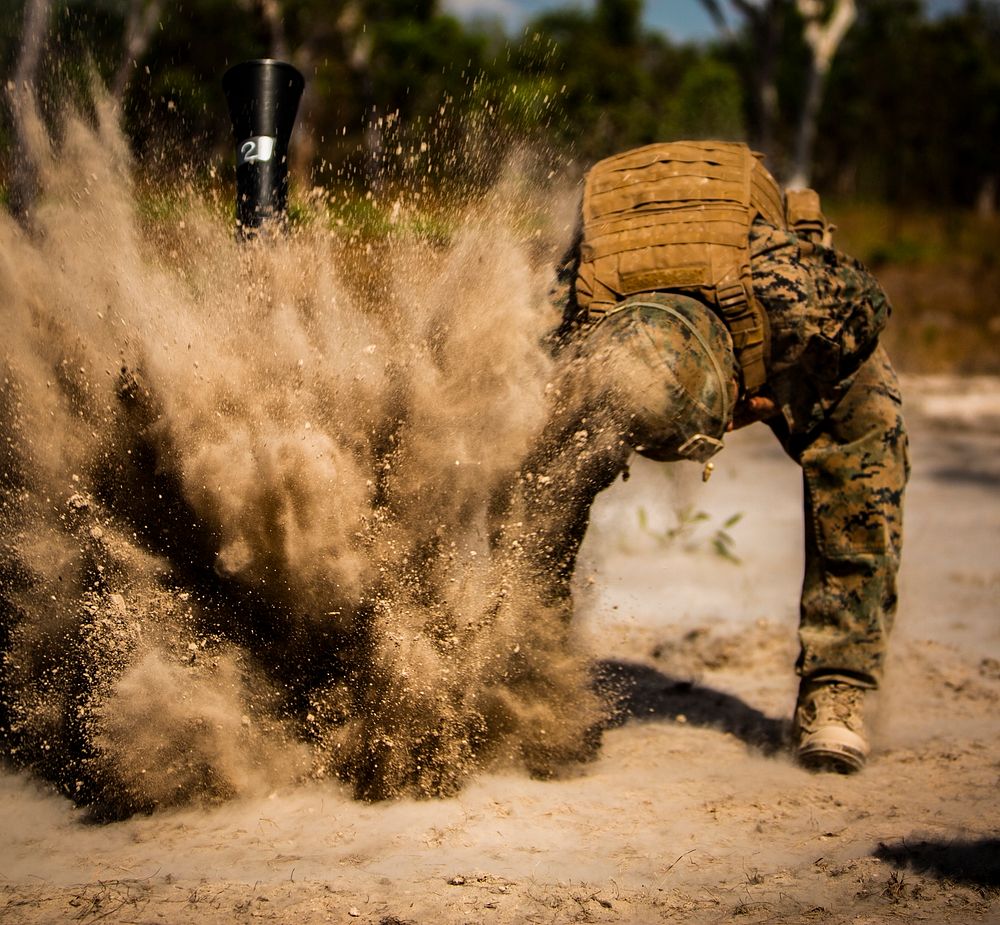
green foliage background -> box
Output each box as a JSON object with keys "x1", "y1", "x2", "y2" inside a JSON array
[
  {"x1": 2, "y1": 0, "x2": 998, "y2": 372},
  {"x1": 3, "y1": 0, "x2": 996, "y2": 203}
]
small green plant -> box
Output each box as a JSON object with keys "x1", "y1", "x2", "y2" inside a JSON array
[
  {"x1": 636, "y1": 506, "x2": 743, "y2": 563},
  {"x1": 711, "y1": 512, "x2": 744, "y2": 563}
]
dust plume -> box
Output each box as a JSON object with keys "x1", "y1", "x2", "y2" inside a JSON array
[{"x1": 0, "y1": 93, "x2": 604, "y2": 816}]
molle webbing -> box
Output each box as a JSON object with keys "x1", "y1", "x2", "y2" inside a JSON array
[
  {"x1": 577, "y1": 141, "x2": 785, "y2": 391},
  {"x1": 785, "y1": 187, "x2": 834, "y2": 247}
]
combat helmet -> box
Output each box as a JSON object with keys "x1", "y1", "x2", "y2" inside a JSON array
[{"x1": 575, "y1": 292, "x2": 738, "y2": 463}]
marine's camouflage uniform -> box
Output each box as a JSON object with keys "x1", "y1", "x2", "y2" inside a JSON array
[
  {"x1": 749, "y1": 219, "x2": 909, "y2": 688},
  {"x1": 534, "y1": 216, "x2": 909, "y2": 691}
]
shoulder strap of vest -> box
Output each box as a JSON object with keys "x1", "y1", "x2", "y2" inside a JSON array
[{"x1": 717, "y1": 277, "x2": 768, "y2": 392}]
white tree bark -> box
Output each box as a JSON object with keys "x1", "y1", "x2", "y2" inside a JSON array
[{"x1": 787, "y1": 0, "x2": 856, "y2": 188}]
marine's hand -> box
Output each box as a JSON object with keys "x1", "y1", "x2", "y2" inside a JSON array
[{"x1": 728, "y1": 394, "x2": 778, "y2": 430}]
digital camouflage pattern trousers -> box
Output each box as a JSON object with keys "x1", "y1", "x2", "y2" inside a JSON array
[
  {"x1": 515, "y1": 221, "x2": 909, "y2": 691},
  {"x1": 749, "y1": 222, "x2": 909, "y2": 688},
  {"x1": 769, "y1": 345, "x2": 909, "y2": 688},
  {"x1": 508, "y1": 347, "x2": 908, "y2": 691}
]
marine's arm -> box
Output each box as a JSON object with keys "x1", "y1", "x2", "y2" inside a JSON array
[{"x1": 494, "y1": 380, "x2": 630, "y2": 608}]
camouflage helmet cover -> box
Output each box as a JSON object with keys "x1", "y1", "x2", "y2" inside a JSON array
[{"x1": 576, "y1": 293, "x2": 739, "y2": 462}]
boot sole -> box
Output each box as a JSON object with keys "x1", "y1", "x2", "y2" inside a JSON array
[{"x1": 797, "y1": 724, "x2": 868, "y2": 774}]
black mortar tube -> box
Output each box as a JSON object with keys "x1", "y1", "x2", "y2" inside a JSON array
[{"x1": 223, "y1": 59, "x2": 305, "y2": 237}]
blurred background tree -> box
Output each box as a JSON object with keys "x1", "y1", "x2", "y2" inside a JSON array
[
  {"x1": 1, "y1": 0, "x2": 998, "y2": 371},
  {"x1": 2, "y1": 0, "x2": 996, "y2": 207}
]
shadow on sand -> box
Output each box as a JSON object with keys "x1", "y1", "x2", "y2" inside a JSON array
[
  {"x1": 874, "y1": 837, "x2": 1000, "y2": 889},
  {"x1": 593, "y1": 659, "x2": 787, "y2": 754}
]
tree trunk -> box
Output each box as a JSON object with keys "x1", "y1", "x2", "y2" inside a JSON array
[
  {"x1": 976, "y1": 175, "x2": 997, "y2": 218},
  {"x1": 290, "y1": 45, "x2": 319, "y2": 188},
  {"x1": 337, "y1": 2, "x2": 380, "y2": 188},
  {"x1": 752, "y1": 0, "x2": 782, "y2": 164},
  {"x1": 11, "y1": 0, "x2": 50, "y2": 91},
  {"x1": 111, "y1": 0, "x2": 164, "y2": 101},
  {"x1": 787, "y1": 0, "x2": 856, "y2": 189},
  {"x1": 699, "y1": 0, "x2": 783, "y2": 164},
  {"x1": 7, "y1": 0, "x2": 53, "y2": 220},
  {"x1": 254, "y1": 0, "x2": 289, "y2": 59},
  {"x1": 697, "y1": 0, "x2": 729, "y2": 31}
]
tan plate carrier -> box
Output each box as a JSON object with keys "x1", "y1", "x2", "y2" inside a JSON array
[{"x1": 576, "y1": 141, "x2": 787, "y2": 393}]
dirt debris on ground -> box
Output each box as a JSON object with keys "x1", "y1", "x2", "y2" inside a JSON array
[{"x1": 1, "y1": 100, "x2": 999, "y2": 924}]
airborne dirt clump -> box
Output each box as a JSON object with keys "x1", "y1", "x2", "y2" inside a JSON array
[
  {"x1": 2, "y1": 101, "x2": 999, "y2": 925},
  {"x1": 0, "y1": 95, "x2": 599, "y2": 814}
]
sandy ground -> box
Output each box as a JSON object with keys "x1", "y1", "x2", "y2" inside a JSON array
[{"x1": 2, "y1": 374, "x2": 998, "y2": 925}]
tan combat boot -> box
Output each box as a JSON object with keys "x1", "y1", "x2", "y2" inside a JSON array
[{"x1": 794, "y1": 680, "x2": 870, "y2": 773}]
